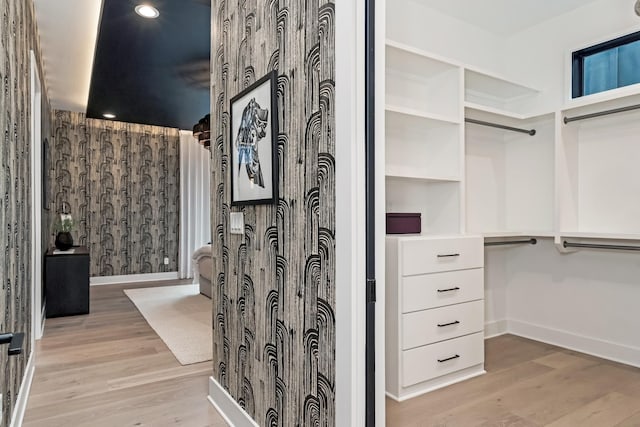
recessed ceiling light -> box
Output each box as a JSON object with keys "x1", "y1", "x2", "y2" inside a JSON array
[
  {"x1": 135, "y1": 4, "x2": 159, "y2": 19},
  {"x1": 103, "y1": 113, "x2": 116, "y2": 119}
]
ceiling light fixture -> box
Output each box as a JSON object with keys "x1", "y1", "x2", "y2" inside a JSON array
[
  {"x1": 135, "y1": 4, "x2": 160, "y2": 19},
  {"x1": 103, "y1": 113, "x2": 116, "y2": 119},
  {"x1": 636, "y1": 0, "x2": 640, "y2": 16}
]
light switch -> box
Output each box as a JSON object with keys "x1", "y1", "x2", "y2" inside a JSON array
[{"x1": 230, "y1": 212, "x2": 244, "y2": 235}]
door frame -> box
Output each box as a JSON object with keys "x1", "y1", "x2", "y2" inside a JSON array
[
  {"x1": 30, "y1": 50, "x2": 44, "y2": 343},
  {"x1": 334, "y1": 0, "x2": 386, "y2": 425}
]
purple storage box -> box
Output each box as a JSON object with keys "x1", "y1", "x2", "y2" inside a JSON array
[{"x1": 386, "y1": 213, "x2": 421, "y2": 234}]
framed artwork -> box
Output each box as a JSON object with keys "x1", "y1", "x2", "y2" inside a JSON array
[{"x1": 230, "y1": 71, "x2": 279, "y2": 205}]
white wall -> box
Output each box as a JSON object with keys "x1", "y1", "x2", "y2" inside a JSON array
[
  {"x1": 386, "y1": 0, "x2": 507, "y2": 74},
  {"x1": 506, "y1": 0, "x2": 640, "y2": 111},
  {"x1": 483, "y1": 246, "x2": 509, "y2": 336},
  {"x1": 505, "y1": 239, "x2": 640, "y2": 366}
]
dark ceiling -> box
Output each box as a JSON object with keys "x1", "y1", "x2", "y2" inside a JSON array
[{"x1": 86, "y1": 0, "x2": 210, "y2": 130}]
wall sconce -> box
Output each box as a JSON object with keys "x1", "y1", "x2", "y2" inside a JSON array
[{"x1": 192, "y1": 114, "x2": 211, "y2": 150}]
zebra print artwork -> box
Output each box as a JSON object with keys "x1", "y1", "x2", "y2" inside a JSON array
[
  {"x1": 51, "y1": 111, "x2": 180, "y2": 277},
  {"x1": 210, "y1": 0, "x2": 336, "y2": 425}
]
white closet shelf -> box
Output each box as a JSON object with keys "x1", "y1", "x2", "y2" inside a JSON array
[
  {"x1": 557, "y1": 232, "x2": 640, "y2": 241},
  {"x1": 481, "y1": 231, "x2": 555, "y2": 238},
  {"x1": 464, "y1": 69, "x2": 540, "y2": 116},
  {"x1": 386, "y1": 105, "x2": 460, "y2": 124},
  {"x1": 562, "y1": 82, "x2": 640, "y2": 111},
  {"x1": 477, "y1": 231, "x2": 640, "y2": 240},
  {"x1": 385, "y1": 39, "x2": 460, "y2": 68},
  {"x1": 464, "y1": 102, "x2": 537, "y2": 120},
  {"x1": 385, "y1": 165, "x2": 460, "y2": 182},
  {"x1": 465, "y1": 68, "x2": 539, "y2": 100}
]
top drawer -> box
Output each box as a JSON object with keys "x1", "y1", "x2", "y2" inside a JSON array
[{"x1": 401, "y1": 236, "x2": 483, "y2": 275}]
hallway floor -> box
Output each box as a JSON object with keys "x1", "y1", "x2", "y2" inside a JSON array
[{"x1": 23, "y1": 280, "x2": 228, "y2": 427}]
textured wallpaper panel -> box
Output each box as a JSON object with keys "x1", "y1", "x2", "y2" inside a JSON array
[
  {"x1": 211, "y1": 1, "x2": 336, "y2": 425},
  {"x1": 0, "y1": 0, "x2": 46, "y2": 423},
  {"x1": 51, "y1": 111, "x2": 180, "y2": 277}
]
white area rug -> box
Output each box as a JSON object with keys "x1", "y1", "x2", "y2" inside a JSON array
[{"x1": 124, "y1": 284, "x2": 212, "y2": 365}]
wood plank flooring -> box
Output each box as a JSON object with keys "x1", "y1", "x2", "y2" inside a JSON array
[
  {"x1": 23, "y1": 280, "x2": 228, "y2": 427},
  {"x1": 387, "y1": 334, "x2": 640, "y2": 426},
  {"x1": 24, "y1": 282, "x2": 640, "y2": 426}
]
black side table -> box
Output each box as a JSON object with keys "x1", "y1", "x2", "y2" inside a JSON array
[{"x1": 45, "y1": 246, "x2": 90, "y2": 317}]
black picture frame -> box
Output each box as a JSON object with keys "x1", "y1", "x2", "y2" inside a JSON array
[{"x1": 229, "y1": 71, "x2": 279, "y2": 206}]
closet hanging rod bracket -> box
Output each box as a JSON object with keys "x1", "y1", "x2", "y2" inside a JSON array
[
  {"x1": 562, "y1": 240, "x2": 640, "y2": 251},
  {"x1": 465, "y1": 118, "x2": 536, "y2": 136},
  {"x1": 563, "y1": 103, "x2": 640, "y2": 124},
  {"x1": 484, "y1": 238, "x2": 537, "y2": 247}
]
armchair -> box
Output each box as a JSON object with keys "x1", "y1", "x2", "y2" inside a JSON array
[{"x1": 192, "y1": 245, "x2": 213, "y2": 298}]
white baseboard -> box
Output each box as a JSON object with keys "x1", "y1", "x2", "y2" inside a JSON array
[
  {"x1": 386, "y1": 365, "x2": 486, "y2": 402},
  {"x1": 208, "y1": 376, "x2": 258, "y2": 427},
  {"x1": 90, "y1": 272, "x2": 179, "y2": 286},
  {"x1": 484, "y1": 319, "x2": 509, "y2": 339},
  {"x1": 508, "y1": 319, "x2": 640, "y2": 368},
  {"x1": 10, "y1": 350, "x2": 35, "y2": 427}
]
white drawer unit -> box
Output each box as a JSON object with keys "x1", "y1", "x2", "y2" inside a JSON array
[
  {"x1": 401, "y1": 235, "x2": 483, "y2": 275},
  {"x1": 402, "y1": 332, "x2": 484, "y2": 387},
  {"x1": 402, "y1": 268, "x2": 484, "y2": 313},
  {"x1": 386, "y1": 235, "x2": 485, "y2": 401},
  {"x1": 402, "y1": 300, "x2": 484, "y2": 350}
]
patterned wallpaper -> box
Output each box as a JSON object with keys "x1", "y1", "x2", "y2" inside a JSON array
[
  {"x1": 0, "y1": 0, "x2": 47, "y2": 424},
  {"x1": 210, "y1": 1, "x2": 336, "y2": 425},
  {"x1": 51, "y1": 111, "x2": 180, "y2": 277}
]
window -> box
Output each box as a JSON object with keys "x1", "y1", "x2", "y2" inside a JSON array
[{"x1": 572, "y1": 31, "x2": 640, "y2": 98}]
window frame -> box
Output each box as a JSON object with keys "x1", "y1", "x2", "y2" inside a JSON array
[{"x1": 572, "y1": 30, "x2": 640, "y2": 99}]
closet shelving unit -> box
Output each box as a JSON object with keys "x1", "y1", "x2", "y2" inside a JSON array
[
  {"x1": 384, "y1": 36, "x2": 640, "y2": 401},
  {"x1": 385, "y1": 40, "x2": 463, "y2": 235},
  {"x1": 557, "y1": 90, "x2": 640, "y2": 243},
  {"x1": 465, "y1": 107, "x2": 555, "y2": 237}
]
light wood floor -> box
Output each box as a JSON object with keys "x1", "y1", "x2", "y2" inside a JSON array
[
  {"x1": 23, "y1": 280, "x2": 228, "y2": 427},
  {"x1": 387, "y1": 334, "x2": 640, "y2": 426}
]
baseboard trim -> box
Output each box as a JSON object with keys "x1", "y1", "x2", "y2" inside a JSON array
[
  {"x1": 386, "y1": 365, "x2": 486, "y2": 402},
  {"x1": 90, "y1": 272, "x2": 179, "y2": 286},
  {"x1": 484, "y1": 319, "x2": 508, "y2": 339},
  {"x1": 208, "y1": 376, "x2": 258, "y2": 427},
  {"x1": 508, "y1": 319, "x2": 640, "y2": 368},
  {"x1": 10, "y1": 350, "x2": 35, "y2": 427}
]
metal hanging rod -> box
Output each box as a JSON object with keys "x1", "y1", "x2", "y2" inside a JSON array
[
  {"x1": 465, "y1": 118, "x2": 536, "y2": 136},
  {"x1": 485, "y1": 238, "x2": 537, "y2": 247},
  {"x1": 563, "y1": 103, "x2": 640, "y2": 124},
  {"x1": 563, "y1": 241, "x2": 640, "y2": 251}
]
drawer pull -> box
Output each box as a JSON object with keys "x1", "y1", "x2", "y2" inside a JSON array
[
  {"x1": 437, "y1": 354, "x2": 460, "y2": 363},
  {"x1": 437, "y1": 286, "x2": 460, "y2": 293},
  {"x1": 437, "y1": 253, "x2": 460, "y2": 258},
  {"x1": 437, "y1": 320, "x2": 460, "y2": 327}
]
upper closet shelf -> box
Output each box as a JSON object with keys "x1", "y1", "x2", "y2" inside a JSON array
[
  {"x1": 563, "y1": 82, "x2": 640, "y2": 111},
  {"x1": 386, "y1": 40, "x2": 461, "y2": 121},
  {"x1": 465, "y1": 68, "x2": 540, "y2": 115},
  {"x1": 385, "y1": 165, "x2": 460, "y2": 182},
  {"x1": 386, "y1": 104, "x2": 460, "y2": 124},
  {"x1": 385, "y1": 39, "x2": 461, "y2": 69},
  {"x1": 464, "y1": 102, "x2": 534, "y2": 120},
  {"x1": 562, "y1": 89, "x2": 640, "y2": 124}
]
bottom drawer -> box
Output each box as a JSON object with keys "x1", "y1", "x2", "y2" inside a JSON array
[{"x1": 402, "y1": 332, "x2": 484, "y2": 387}]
